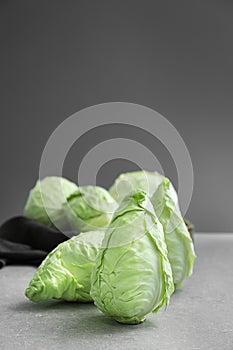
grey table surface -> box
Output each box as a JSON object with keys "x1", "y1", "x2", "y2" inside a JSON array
[{"x1": 0, "y1": 233, "x2": 233, "y2": 350}]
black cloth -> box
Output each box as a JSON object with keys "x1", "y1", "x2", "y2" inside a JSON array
[{"x1": 0, "y1": 216, "x2": 69, "y2": 269}]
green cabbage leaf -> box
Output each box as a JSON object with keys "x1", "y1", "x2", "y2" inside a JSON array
[
  {"x1": 151, "y1": 178, "x2": 196, "y2": 288},
  {"x1": 24, "y1": 176, "x2": 78, "y2": 228},
  {"x1": 91, "y1": 190, "x2": 174, "y2": 324},
  {"x1": 25, "y1": 231, "x2": 105, "y2": 302},
  {"x1": 64, "y1": 186, "x2": 117, "y2": 232},
  {"x1": 109, "y1": 170, "x2": 178, "y2": 205}
]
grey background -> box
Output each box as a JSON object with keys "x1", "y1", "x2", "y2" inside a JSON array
[{"x1": 0, "y1": 0, "x2": 232, "y2": 232}]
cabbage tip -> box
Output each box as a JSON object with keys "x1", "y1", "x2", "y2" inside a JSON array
[
  {"x1": 151, "y1": 178, "x2": 196, "y2": 288},
  {"x1": 90, "y1": 190, "x2": 174, "y2": 325},
  {"x1": 25, "y1": 231, "x2": 105, "y2": 303}
]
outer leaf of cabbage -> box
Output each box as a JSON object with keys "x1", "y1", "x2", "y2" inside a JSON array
[
  {"x1": 25, "y1": 231, "x2": 105, "y2": 302},
  {"x1": 109, "y1": 170, "x2": 178, "y2": 205},
  {"x1": 90, "y1": 190, "x2": 174, "y2": 325},
  {"x1": 151, "y1": 178, "x2": 196, "y2": 288},
  {"x1": 64, "y1": 186, "x2": 118, "y2": 232},
  {"x1": 24, "y1": 176, "x2": 78, "y2": 228}
]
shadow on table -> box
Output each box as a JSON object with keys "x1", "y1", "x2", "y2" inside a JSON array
[{"x1": 10, "y1": 299, "x2": 158, "y2": 336}]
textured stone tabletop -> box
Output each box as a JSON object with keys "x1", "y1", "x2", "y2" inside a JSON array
[{"x1": 1, "y1": 234, "x2": 233, "y2": 350}]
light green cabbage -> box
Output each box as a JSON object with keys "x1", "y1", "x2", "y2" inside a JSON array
[
  {"x1": 63, "y1": 186, "x2": 118, "y2": 232},
  {"x1": 151, "y1": 178, "x2": 196, "y2": 288},
  {"x1": 25, "y1": 231, "x2": 105, "y2": 302},
  {"x1": 24, "y1": 176, "x2": 78, "y2": 228},
  {"x1": 90, "y1": 190, "x2": 174, "y2": 325},
  {"x1": 109, "y1": 170, "x2": 178, "y2": 205}
]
